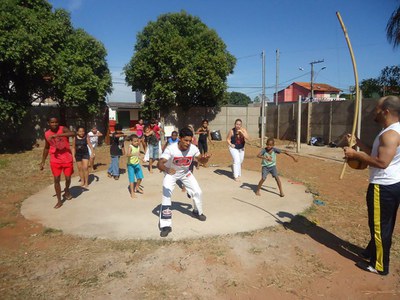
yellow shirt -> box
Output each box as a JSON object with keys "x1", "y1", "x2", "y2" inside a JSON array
[{"x1": 128, "y1": 145, "x2": 140, "y2": 165}]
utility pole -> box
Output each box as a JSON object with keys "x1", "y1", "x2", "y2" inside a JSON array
[
  {"x1": 275, "y1": 49, "x2": 280, "y2": 139},
  {"x1": 310, "y1": 59, "x2": 324, "y2": 100},
  {"x1": 275, "y1": 49, "x2": 279, "y2": 105},
  {"x1": 261, "y1": 50, "x2": 266, "y2": 148}
]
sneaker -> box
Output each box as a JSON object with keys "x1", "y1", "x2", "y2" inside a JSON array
[
  {"x1": 192, "y1": 210, "x2": 206, "y2": 221},
  {"x1": 160, "y1": 226, "x2": 172, "y2": 237},
  {"x1": 114, "y1": 176, "x2": 120, "y2": 180},
  {"x1": 355, "y1": 261, "x2": 388, "y2": 276}
]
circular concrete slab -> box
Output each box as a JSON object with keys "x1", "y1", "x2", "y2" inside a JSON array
[{"x1": 21, "y1": 167, "x2": 313, "y2": 240}]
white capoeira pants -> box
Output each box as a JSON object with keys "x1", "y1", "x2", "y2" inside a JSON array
[
  {"x1": 229, "y1": 147, "x2": 245, "y2": 179},
  {"x1": 159, "y1": 171, "x2": 203, "y2": 228}
]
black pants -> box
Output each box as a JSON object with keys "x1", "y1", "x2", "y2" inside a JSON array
[
  {"x1": 366, "y1": 182, "x2": 400, "y2": 274},
  {"x1": 198, "y1": 139, "x2": 208, "y2": 154}
]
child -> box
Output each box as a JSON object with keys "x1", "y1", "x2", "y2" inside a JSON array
[
  {"x1": 144, "y1": 125, "x2": 159, "y2": 173},
  {"x1": 72, "y1": 126, "x2": 94, "y2": 189},
  {"x1": 88, "y1": 126, "x2": 103, "y2": 170},
  {"x1": 255, "y1": 137, "x2": 297, "y2": 197},
  {"x1": 39, "y1": 117, "x2": 75, "y2": 208},
  {"x1": 162, "y1": 130, "x2": 179, "y2": 152},
  {"x1": 126, "y1": 134, "x2": 144, "y2": 198},
  {"x1": 107, "y1": 124, "x2": 125, "y2": 180}
]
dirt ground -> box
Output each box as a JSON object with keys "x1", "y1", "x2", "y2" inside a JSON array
[{"x1": 0, "y1": 140, "x2": 399, "y2": 299}]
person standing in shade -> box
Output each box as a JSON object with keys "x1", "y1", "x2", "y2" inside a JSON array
[
  {"x1": 157, "y1": 127, "x2": 206, "y2": 237},
  {"x1": 39, "y1": 117, "x2": 75, "y2": 209},
  {"x1": 344, "y1": 95, "x2": 400, "y2": 276},
  {"x1": 107, "y1": 123, "x2": 125, "y2": 180},
  {"x1": 226, "y1": 119, "x2": 249, "y2": 182},
  {"x1": 88, "y1": 126, "x2": 102, "y2": 170}
]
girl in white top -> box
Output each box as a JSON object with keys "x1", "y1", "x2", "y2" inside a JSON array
[{"x1": 88, "y1": 126, "x2": 103, "y2": 170}]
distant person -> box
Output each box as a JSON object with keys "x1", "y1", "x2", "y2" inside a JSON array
[
  {"x1": 39, "y1": 117, "x2": 75, "y2": 209},
  {"x1": 226, "y1": 119, "x2": 249, "y2": 182},
  {"x1": 144, "y1": 124, "x2": 159, "y2": 173},
  {"x1": 107, "y1": 123, "x2": 125, "y2": 180},
  {"x1": 135, "y1": 118, "x2": 146, "y2": 153},
  {"x1": 344, "y1": 95, "x2": 400, "y2": 276},
  {"x1": 88, "y1": 126, "x2": 102, "y2": 170},
  {"x1": 126, "y1": 134, "x2": 144, "y2": 198},
  {"x1": 157, "y1": 127, "x2": 206, "y2": 237},
  {"x1": 162, "y1": 130, "x2": 179, "y2": 152},
  {"x1": 72, "y1": 126, "x2": 94, "y2": 189},
  {"x1": 196, "y1": 119, "x2": 214, "y2": 167},
  {"x1": 255, "y1": 137, "x2": 297, "y2": 197}
]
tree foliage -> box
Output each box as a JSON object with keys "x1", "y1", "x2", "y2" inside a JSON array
[
  {"x1": 360, "y1": 65, "x2": 400, "y2": 98},
  {"x1": 124, "y1": 11, "x2": 236, "y2": 114},
  {"x1": 387, "y1": 5, "x2": 400, "y2": 49},
  {"x1": 225, "y1": 91, "x2": 251, "y2": 106},
  {"x1": 0, "y1": 0, "x2": 112, "y2": 149}
]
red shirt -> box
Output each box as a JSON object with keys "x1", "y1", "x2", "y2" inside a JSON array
[
  {"x1": 45, "y1": 126, "x2": 73, "y2": 164},
  {"x1": 150, "y1": 124, "x2": 160, "y2": 140}
]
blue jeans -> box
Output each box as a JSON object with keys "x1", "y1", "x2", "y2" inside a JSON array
[{"x1": 108, "y1": 155, "x2": 120, "y2": 176}]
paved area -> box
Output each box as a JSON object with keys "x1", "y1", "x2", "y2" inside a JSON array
[{"x1": 21, "y1": 166, "x2": 313, "y2": 241}]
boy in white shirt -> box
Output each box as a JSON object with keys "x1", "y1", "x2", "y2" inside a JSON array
[{"x1": 157, "y1": 127, "x2": 206, "y2": 237}]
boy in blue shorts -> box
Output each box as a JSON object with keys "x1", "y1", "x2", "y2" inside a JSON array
[
  {"x1": 255, "y1": 137, "x2": 297, "y2": 197},
  {"x1": 126, "y1": 134, "x2": 144, "y2": 198}
]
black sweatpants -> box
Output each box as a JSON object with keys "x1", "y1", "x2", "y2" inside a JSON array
[{"x1": 366, "y1": 182, "x2": 400, "y2": 274}]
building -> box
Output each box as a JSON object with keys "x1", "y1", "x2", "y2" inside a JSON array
[
  {"x1": 274, "y1": 82, "x2": 343, "y2": 103},
  {"x1": 108, "y1": 101, "x2": 142, "y2": 132}
]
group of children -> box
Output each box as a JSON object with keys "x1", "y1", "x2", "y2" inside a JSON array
[{"x1": 40, "y1": 116, "x2": 298, "y2": 239}]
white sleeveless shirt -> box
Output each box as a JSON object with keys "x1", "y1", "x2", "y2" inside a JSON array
[{"x1": 369, "y1": 122, "x2": 400, "y2": 185}]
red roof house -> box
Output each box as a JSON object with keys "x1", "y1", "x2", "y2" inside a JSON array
[{"x1": 274, "y1": 82, "x2": 343, "y2": 103}]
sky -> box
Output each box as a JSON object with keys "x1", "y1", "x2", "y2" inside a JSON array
[{"x1": 48, "y1": 0, "x2": 400, "y2": 103}]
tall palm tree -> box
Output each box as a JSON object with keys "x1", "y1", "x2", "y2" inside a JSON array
[{"x1": 387, "y1": 5, "x2": 400, "y2": 48}]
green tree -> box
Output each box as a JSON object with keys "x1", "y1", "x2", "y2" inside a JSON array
[
  {"x1": 51, "y1": 28, "x2": 112, "y2": 121},
  {"x1": 379, "y1": 65, "x2": 400, "y2": 88},
  {"x1": 360, "y1": 78, "x2": 382, "y2": 98},
  {"x1": 124, "y1": 11, "x2": 236, "y2": 115},
  {"x1": 0, "y1": 0, "x2": 112, "y2": 150},
  {"x1": 226, "y1": 91, "x2": 251, "y2": 105},
  {"x1": 253, "y1": 96, "x2": 261, "y2": 103},
  {"x1": 386, "y1": 5, "x2": 400, "y2": 49}
]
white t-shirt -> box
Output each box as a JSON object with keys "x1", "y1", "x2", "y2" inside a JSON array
[
  {"x1": 369, "y1": 122, "x2": 400, "y2": 185},
  {"x1": 88, "y1": 131, "x2": 99, "y2": 148},
  {"x1": 161, "y1": 142, "x2": 200, "y2": 176}
]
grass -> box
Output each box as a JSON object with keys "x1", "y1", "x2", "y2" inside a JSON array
[{"x1": 42, "y1": 227, "x2": 63, "y2": 235}]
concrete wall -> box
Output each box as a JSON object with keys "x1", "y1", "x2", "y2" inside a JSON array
[
  {"x1": 163, "y1": 106, "x2": 261, "y2": 139},
  {"x1": 265, "y1": 98, "x2": 381, "y2": 146}
]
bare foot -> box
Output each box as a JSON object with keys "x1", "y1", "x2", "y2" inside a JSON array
[
  {"x1": 83, "y1": 185, "x2": 89, "y2": 190},
  {"x1": 234, "y1": 178, "x2": 241, "y2": 182},
  {"x1": 131, "y1": 193, "x2": 136, "y2": 199},
  {"x1": 280, "y1": 193, "x2": 285, "y2": 197},
  {"x1": 54, "y1": 202, "x2": 63, "y2": 209},
  {"x1": 255, "y1": 191, "x2": 261, "y2": 196},
  {"x1": 135, "y1": 189, "x2": 143, "y2": 194}
]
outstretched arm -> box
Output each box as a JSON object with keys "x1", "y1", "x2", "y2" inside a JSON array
[{"x1": 283, "y1": 150, "x2": 298, "y2": 162}]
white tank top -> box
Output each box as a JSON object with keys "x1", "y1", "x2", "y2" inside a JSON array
[{"x1": 369, "y1": 122, "x2": 400, "y2": 185}]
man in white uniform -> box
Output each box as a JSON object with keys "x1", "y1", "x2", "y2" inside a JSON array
[{"x1": 157, "y1": 127, "x2": 206, "y2": 237}]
